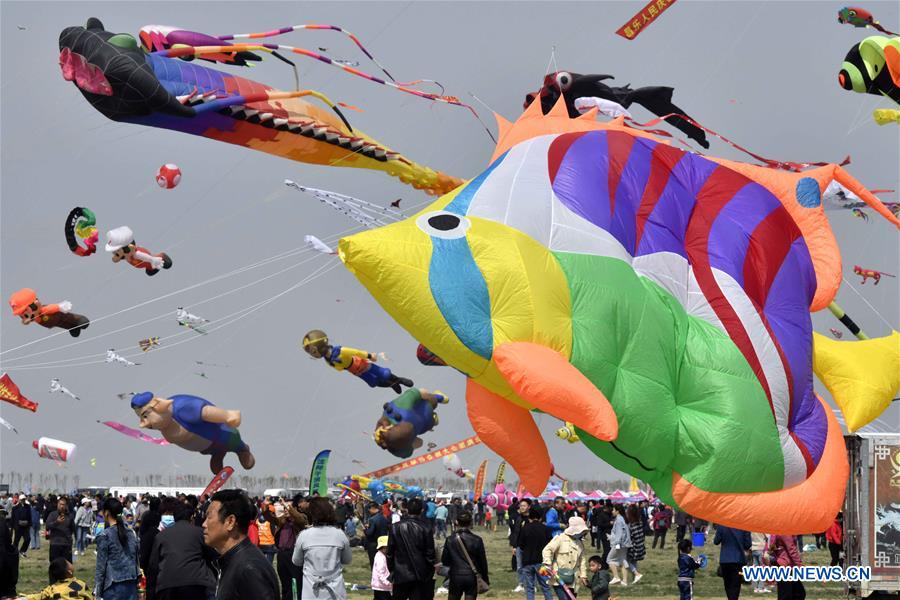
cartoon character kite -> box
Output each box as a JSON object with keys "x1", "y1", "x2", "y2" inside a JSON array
[
  {"x1": 302, "y1": 329, "x2": 414, "y2": 393},
  {"x1": 106, "y1": 349, "x2": 138, "y2": 367},
  {"x1": 176, "y1": 308, "x2": 209, "y2": 334},
  {"x1": 138, "y1": 337, "x2": 161, "y2": 352},
  {"x1": 49, "y1": 378, "x2": 80, "y2": 401},
  {"x1": 374, "y1": 389, "x2": 448, "y2": 458},
  {"x1": 131, "y1": 391, "x2": 255, "y2": 473},
  {"x1": 106, "y1": 226, "x2": 172, "y2": 276},
  {"x1": 8, "y1": 288, "x2": 90, "y2": 337}
]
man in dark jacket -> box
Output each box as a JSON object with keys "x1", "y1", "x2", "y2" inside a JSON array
[
  {"x1": 387, "y1": 498, "x2": 436, "y2": 600},
  {"x1": 203, "y1": 489, "x2": 278, "y2": 600},
  {"x1": 140, "y1": 496, "x2": 162, "y2": 576},
  {"x1": 440, "y1": 512, "x2": 489, "y2": 596},
  {"x1": 592, "y1": 503, "x2": 612, "y2": 567},
  {"x1": 509, "y1": 499, "x2": 531, "y2": 590},
  {"x1": 11, "y1": 496, "x2": 32, "y2": 556},
  {"x1": 447, "y1": 499, "x2": 460, "y2": 534},
  {"x1": 515, "y1": 506, "x2": 553, "y2": 600},
  {"x1": 365, "y1": 503, "x2": 390, "y2": 568},
  {"x1": 148, "y1": 501, "x2": 217, "y2": 600},
  {"x1": 45, "y1": 497, "x2": 75, "y2": 563}
]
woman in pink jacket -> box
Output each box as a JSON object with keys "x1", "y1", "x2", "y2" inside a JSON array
[{"x1": 766, "y1": 535, "x2": 804, "y2": 600}]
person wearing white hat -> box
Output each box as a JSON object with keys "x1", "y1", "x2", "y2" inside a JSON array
[
  {"x1": 74, "y1": 497, "x2": 94, "y2": 555},
  {"x1": 105, "y1": 225, "x2": 172, "y2": 276},
  {"x1": 541, "y1": 516, "x2": 590, "y2": 600}
]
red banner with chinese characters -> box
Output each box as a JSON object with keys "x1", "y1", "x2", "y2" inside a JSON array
[
  {"x1": 362, "y1": 435, "x2": 482, "y2": 479},
  {"x1": 616, "y1": 0, "x2": 677, "y2": 40},
  {"x1": 0, "y1": 373, "x2": 37, "y2": 412},
  {"x1": 474, "y1": 460, "x2": 488, "y2": 501}
]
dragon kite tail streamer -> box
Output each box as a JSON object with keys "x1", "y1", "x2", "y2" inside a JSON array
[
  {"x1": 59, "y1": 18, "x2": 463, "y2": 196},
  {"x1": 338, "y1": 95, "x2": 900, "y2": 534}
]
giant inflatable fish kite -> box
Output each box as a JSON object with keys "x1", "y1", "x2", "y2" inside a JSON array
[
  {"x1": 339, "y1": 97, "x2": 900, "y2": 534},
  {"x1": 58, "y1": 18, "x2": 462, "y2": 196}
]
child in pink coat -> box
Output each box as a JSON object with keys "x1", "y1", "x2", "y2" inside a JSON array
[{"x1": 372, "y1": 535, "x2": 392, "y2": 600}]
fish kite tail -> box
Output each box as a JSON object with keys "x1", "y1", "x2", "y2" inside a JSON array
[
  {"x1": 833, "y1": 166, "x2": 900, "y2": 227},
  {"x1": 813, "y1": 331, "x2": 900, "y2": 432},
  {"x1": 671, "y1": 396, "x2": 848, "y2": 534}
]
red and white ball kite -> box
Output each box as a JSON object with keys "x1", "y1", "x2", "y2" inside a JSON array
[{"x1": 156, "y1": 164, "x2": 181, "y2": 189}]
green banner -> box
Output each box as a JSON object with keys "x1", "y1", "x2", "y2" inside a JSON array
[{"x1": 309, "y1": 449, "x2": 331, "y2": 496}]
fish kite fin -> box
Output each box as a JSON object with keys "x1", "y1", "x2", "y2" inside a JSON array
[
  {"x1": 671, "y1": 395, "x2": 848, "y2": 534},
  {"x1": 466, "y1": 379, "x2": 551, "y2": 496},
  {"x1": 813, "y1": 331, "x2": 900, "y2": 431},
  {"x1": 833, "y1": 166, "x2": 900, "y2": 227},
  {"x1": 493, "y1": 342, "x2": 619, "y2": 442}
]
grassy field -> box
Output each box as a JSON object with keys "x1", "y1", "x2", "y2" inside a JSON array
[{"x1": 16, "y1": 527, "x2": 846, "y2": 599}]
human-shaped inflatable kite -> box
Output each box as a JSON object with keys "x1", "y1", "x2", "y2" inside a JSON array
[
  {"x1": 302, "y1": 329, "x2": 414, "y2": 393},
  {"x1": 131, "y1": 391, "x2": 255, "y2": 473},
  {"x1": 8, "y1": 288, "x2": 90, "y2": 337},
  {"x1": 106, "y1": 226, "x2": 173, "y2": 276},
  {"x1": 374, "y1": 388, "x2": 448, "y2": 458}
]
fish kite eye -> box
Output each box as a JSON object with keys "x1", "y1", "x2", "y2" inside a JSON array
[
  {"x1": 555, "y1": 72, "x2": 573, "y2": 92},
  {"x1": 416, "y1": 211, "x2": 471, "y2": 239}
]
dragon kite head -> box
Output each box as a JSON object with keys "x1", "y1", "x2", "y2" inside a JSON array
[{"x1": 59, "y1": 17, "x2": 194, "y2": 120}]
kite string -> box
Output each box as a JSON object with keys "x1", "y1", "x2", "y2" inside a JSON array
[
  {"x1": 155, "y1": 261, "x2": 339, "y2": 392},
  {"x1": 840, "y1": 277, "x2": 897, "y2": 331},
  {"x1": 2, "y1": 241, "x2": 347, "y2": 366},
  {"x1": 219, "y1": 23, "x2": 449, "y2": 96},
  {"x1": 0, "y1": 247, "x2": 315, "y2": 364},
  {"x1": 156, "y1": 43, "x2": 496, "y2": 143},
  {"x1": 219, "y1": 24, "x2": 399, "y2": 83},
  {"x1": 8, "y1": 261, "x2": 340, "y2": 371},
  {"x1": 3, "y1": 185, "x2": 423, "y2": 368},
  {"x1": 544, "y1": 45, "x2": 557, "y2": 76},
  {"x1": 1, "y1": 216, "x2": 376, "y2": 359},
  {"x1": 0, "y1": 246, "x2": 302, "y2": 357},
  {"x1": 625, "y1": 113, "x2": 851, "y2": 172}
]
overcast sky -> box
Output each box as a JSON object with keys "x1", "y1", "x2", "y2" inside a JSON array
[{"x1": 1, "y1": 1, "x2": 897, "y2": 490}]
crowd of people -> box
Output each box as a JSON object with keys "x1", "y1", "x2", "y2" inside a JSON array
[{"x1": 0, "y1": 488, "x2": 844, "y2": 600}]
